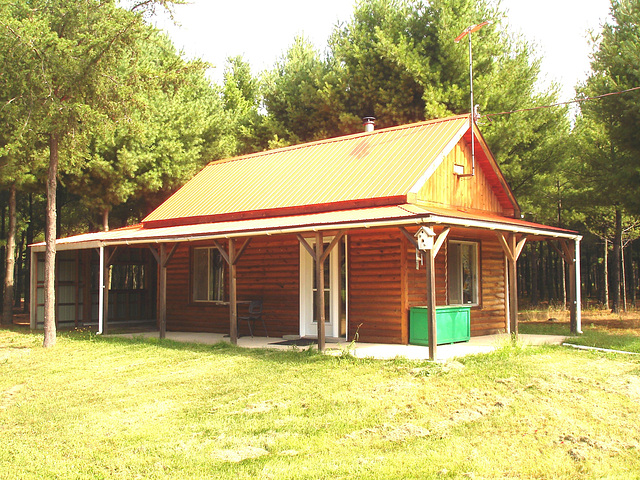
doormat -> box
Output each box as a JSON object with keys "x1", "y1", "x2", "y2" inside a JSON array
[{"x1": 270, "y1": 338, "x2": 317, "y2": 346}]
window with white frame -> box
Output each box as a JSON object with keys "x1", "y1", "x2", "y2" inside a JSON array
[
  {"x1": 192, "y1": 247, "x2": 225, "y2": 302},
  {"x1": 448, "y1": 241, "x2": 478, "y2": 305}
]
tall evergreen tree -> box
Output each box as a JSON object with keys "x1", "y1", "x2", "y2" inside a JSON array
[
  {"x1": 1, "y1": 0, "x2": 181, "y2": 347},
  {"x1": 262, "y1": 36, "x2": 361, "y2": 144},
  {"x1": 63, "y1": 33, "x2": 233, "y2": 230},
  {"x1": 222, "y1": 56, "x2": 270, "y2": 155},
  {"x1": 264, "y1": 0, "x2": 569, "y2": 213},
  {"x1": 575, "y1": 0, "x2": 640, "y2": 311}
]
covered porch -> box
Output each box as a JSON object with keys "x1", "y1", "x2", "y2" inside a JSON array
[{"x1": 31, "y1": 204, "x2": 583, "y2": 361}]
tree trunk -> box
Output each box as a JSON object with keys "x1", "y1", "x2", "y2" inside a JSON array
[
  {"x1": 585, "y1": 243, "x2": 592, "y2": 298},
  {"x1": 531, "y1": 243, "x2": 539, "y2": 306},
  {"x1": 43, "y1": 133, "x2": 59, "y2": 348},
  {"x1": 102, "y1": 207, "x2": 109, "y2": 232},
  {"x1": 611, "y1": 208, "x2": 622, "y2": 313},
  {"x1": 0, "y1": 200, "x2": 5, "y2": 309},
  {"x1": 621, "y1": 239, "x2": 627, "y2": 312},
  {"x1": 24, "y1": 194, "x2": 33, "y2": 314},
  {"x1": 603, "y1": 238, "x2": 609, "y2": 308},
  {"x1": 541, "y1": 243, "x2": 549, "y2": 302},
  {"x1": 15, "y1": 229, "x2": 25, "y2": 309},
  {"x1": 2, "y1": 185, "x2": 16, "y2": 326}
]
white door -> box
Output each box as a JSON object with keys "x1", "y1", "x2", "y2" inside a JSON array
[{"x1": 300, "y1": 237, "x2": 343, "y2": 338}]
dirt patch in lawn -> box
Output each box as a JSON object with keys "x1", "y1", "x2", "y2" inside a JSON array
[
  {"x1": 344, "y1": 423, "x2": 431, "y2": 443},
  {"x1": 1, "y1": 384, "x2": 24, "y2": 409},
  {"x1": 211, "y1": 446, "x2": 269, "y2": 463}
]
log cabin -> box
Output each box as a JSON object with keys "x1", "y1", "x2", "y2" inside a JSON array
[{"x1": 30, "y1": 114, "x2": 582, "y2": 359}]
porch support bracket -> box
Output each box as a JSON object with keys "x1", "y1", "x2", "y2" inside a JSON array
[
  {"x1": 213, "y1": 238, "x2": 253, "y2": 345},
  {"x1": 400, "y1": 226, "x2": 450, "y2": 257},
  {"x1": 148, "y1": 243, "x2": 179, "y2": 340},
  {"x1": 496, "y1": 233, "x2": 527, "y2": 336},
  {"x1": 415, "y1": 227, "x2": 439, "y2": 361},
  {"x1": 296, "y1": 230, "x2": 346, "y2": 353}
]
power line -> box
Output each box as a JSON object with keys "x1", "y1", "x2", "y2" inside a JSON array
[{"x1": 481, "y1": 85, "x2": 640, "y2": 119}]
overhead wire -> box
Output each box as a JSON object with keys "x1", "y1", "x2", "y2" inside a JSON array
[{"x1": 480, "y1": 85, "x2": 640, "y2": 119}]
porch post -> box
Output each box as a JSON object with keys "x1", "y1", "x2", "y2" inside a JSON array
[
  {"x1": 29, "y1": 249, "x2": 37, "y2": 330},
  {"x1": 572, "y1": 238, "x2": 582, "y2": 334},
  {"x1": 159, "y1": 244, "x2": 167, "y2": 339},
  {"x1": 212, "y1": 238, "x2": 251, "y2": 345},
  {"x1": 497, "y1": 232, "x2": 525, "y2": 336},
  {"x1": 98, "y1": 246, "x2": 104, "y2": 335},
  {"x1": 415, "y1": 226, "x2": 438, "y2": 361},
  {"x1": 315, "y1": 232, "x2": 326, "y2": 353},
  {"x1": 103, "y1": 250, "x2": 111, "y2": 335},
  {"x1": 508, "y1": 234, "x2": 518, "y2": 335},
  {"x1": 425, "y1": 248, "x2": 437, "y2": 361},
  {"x1": 568, "y1": 242, "x2": 577, "y2": 334},
  {"x1": 229, "y1": 238, "x2": 238, "y2": 345},
  {"x1": 149, "y1": 243, "x2": 177, "y2": 340},
  {"x1": 82, "y1": 250, "x2": 92, "y2": 326}
]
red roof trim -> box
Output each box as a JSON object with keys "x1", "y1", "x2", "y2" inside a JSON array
[{"x1": 141, "y1": 195, "x2": 408, "y2": 229}]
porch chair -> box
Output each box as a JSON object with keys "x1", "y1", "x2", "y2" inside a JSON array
[{"x1": 239, "y1": 299, "x2": 267, "y2": 337}]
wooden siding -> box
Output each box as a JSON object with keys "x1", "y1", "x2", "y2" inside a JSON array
[
  {"x1": 165, "y1": 235, "x2": 300, "y2": 337},
  {"x1": 401, "y1": 227, "x2": 508, "y2": 338},
  {"x1": 237, "y1": 235, "x2": 300, "y2": 337},
  {"x1": 416, "y1": 139, "x2": 505, "y2": 215},
  {"x1": 348, "y1": 229, "x2": 404, "y2": 344},
  {"x1": 165, "y1": 227, "x2": 508, "y2": 343},
  {"x1": 473, "y1": 234, "x2": 508, "y2": 335},
  {"x1": 165, "y1": 230, "x2": 407, "y2": 343}
]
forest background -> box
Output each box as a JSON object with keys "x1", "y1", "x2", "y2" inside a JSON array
[{"x1": 1, "y1": 0, "x2": 639, "y2": 332}]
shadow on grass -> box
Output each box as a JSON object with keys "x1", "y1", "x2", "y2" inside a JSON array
[
  {"x1": 518, "y1": 322, "x2": 573, "y2": 336},
  {"x1": 4, "y1": 325, "x2": 420, "y2": 369},
  {"x1": 57, "y1": 328, "x2": 411, "y2": 369}
]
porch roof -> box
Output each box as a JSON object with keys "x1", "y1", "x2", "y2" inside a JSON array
[{"x1": 32, "y1": 203, "x2": 580, "y2": 252}]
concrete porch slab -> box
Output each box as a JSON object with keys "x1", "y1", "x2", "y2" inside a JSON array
[{"x1": 109, "y1": 331, "x2": 566, "y2": 362}]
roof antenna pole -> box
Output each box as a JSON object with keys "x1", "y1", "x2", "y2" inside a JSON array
[
  {"x1": 468, "y1": 29, "x2": 475, "y2": 177},
  {"x1": 455, "y1": 20, "x2": 491, "y2": 178}
]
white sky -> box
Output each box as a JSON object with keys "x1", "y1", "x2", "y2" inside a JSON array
[{"x1": 155, "y1": 0, "x2": 612, "y2": 102}]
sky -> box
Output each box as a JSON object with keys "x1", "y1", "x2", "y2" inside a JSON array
[{"x1": 155, "y1": 0, "x2": 612, "y2": 102}]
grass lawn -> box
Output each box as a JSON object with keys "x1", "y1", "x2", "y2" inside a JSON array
[
  {"x1": 519, "y1": 307, "x2": 640, "y2": 354},
  {"x1": 1, "y1": 326, "x2": 639, "y2": 479}
]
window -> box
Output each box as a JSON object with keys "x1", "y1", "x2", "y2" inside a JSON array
[
  {"x1": 448, "y1": 241, "x2": 478, "y2": 305},
  {"x1": 192, "y1": 247, "x2": 225, "y2": 302}
]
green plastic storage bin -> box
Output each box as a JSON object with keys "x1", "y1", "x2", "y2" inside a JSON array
[{"x1": 409, "y1": 305, "x2": 471, "y2": 346}]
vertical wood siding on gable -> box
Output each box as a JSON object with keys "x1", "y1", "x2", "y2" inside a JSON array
[{"x1": 416, "y1": 139, "x2": 504, "y2": 214}]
